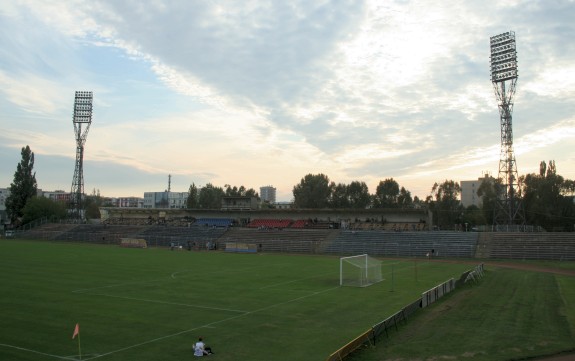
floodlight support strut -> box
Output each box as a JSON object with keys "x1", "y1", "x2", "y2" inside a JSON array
[
  {"x1": 489, "y1": 31, "x2": 525, "y2": 229},
  {"x1": 70, "y1": 91, "x2": 93, "y2": 220}
]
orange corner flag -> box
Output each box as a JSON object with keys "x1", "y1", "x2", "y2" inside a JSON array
[{"x1": 72, "y1": 323, "x2": 80, "y2": 339}]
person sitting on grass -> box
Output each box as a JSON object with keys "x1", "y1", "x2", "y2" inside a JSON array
[{"x1": 194, "y1": 337, "x2": 213, "y2": 356}]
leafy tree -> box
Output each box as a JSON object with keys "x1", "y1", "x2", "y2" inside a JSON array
[
  {"x1": 461, "y1": 205, "x2": 485, "y2": 230},
  {"x1": 563, "y1": 179, "x2": 575, "y2": 196},
  {"x1": 292, "y1": 174, "x2": 333, "y2": 208},
  {"x1": 244, "y1": 188, "x2": 259, "y2": 198},
  {"x1": 198, "y1": 183, "x2": 225, "y2": 209},
  {"x1": 187, "y1": 183, "x2": 199, "y2": 208},
  {"x1": 224, "y1": 184, "x2": 244, "y2": 197},
  {"x1": 22, "y1": 196, "x2": 67, "y2": 224},
  {"x1": 5, "y1": 145, "x2": 38, "y2": 224},
  {"x1": 412, "y1": 195, "x2": 423, "y2": 208},
  {"x1": 521, "y1": 160, "x2": 574, "y2": 231},
  {"x1": 428, "y1": 180, "x2": 462, "y2": 229},
  {"x1": 347, "y1": 181, "x2": 371, "y2": 209},
  {"x1": 330, "y1": 183, "x2": 349, "y2": 208},
  {"x1": 224, "y1": 184, "x2": 259, "y2": 198},
  {"x1": 327, "y1": 181, "x2": 371, "y2": 209},
  {"x1": 373, "y1": 178, "x2": 400, "y2": 208},
  {"x1": 476, "y1": 176, "x2": 499, "y2": 225},
  {"x1": 397, "y1": 187, "x2": 413, "y2": 208},
  {"x1": 84, "y1": 188, "x2": 102, "y2": 220}
]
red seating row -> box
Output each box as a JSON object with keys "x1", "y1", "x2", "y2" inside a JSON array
[
  {"x1": 247, "y1": 219, "x2": 293, "y2": 229},
  {"x1": 290, "y1": 220, "x2": 307, "y2": 228}
]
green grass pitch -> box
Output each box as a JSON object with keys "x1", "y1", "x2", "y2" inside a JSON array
[{"x1": 0, "y1": 240, "x2": 476, "y2": 361}]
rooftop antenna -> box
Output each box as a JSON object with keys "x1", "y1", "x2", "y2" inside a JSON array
[
  {"x1": 70, "y1": 91, "x2": 93, "y2": 220},
  {"x1": 489, "y1": 31, "x2": 525, "y2": 229}
]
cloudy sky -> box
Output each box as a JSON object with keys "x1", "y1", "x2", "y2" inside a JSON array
[{"x1": 1, "y1": 1, "x2": 574, "y2": 202}]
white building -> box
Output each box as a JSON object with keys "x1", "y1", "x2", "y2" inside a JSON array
[
  {"x1": 42, "y1": 190, "x2": 72, "y2": 203},
  {"x1": 115, "y1": 197, "x2": 144, "y2": 208},
  {"x1": 461, "y1": 174, "x2": 494, "y2": 208},
  {"x1": 260, "y1": 185, "x2": 276, "y2": 204},
  {"x1": 144, "y1": 192, "x2": 188, "y2": 209}
]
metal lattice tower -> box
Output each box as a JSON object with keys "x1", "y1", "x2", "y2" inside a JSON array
[
  {"x1": 489, "y1": 32, "x2": 525, "y2": 229},
  {"x1": 70, "y1": 91, "x2": 93, "y2": 219}
]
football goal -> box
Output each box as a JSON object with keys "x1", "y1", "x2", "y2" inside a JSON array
[{"x1": 340, "y1": 254, "x2": 383, "y2": 287}]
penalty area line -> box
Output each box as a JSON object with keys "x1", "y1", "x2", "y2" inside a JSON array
[
  {"x1": 82, "y1": 311, "x2": 252, "y2": 360},
  {"x1": 80, "y1": 284, "x2": 340, "y2": 360}
]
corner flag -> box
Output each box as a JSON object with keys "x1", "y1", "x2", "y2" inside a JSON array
[
  {"x1": 72, "y1": 323, "x2": 80, "y2": 339},
  {"x1": 72, "y1": 323, "x2": 82, "y2": 359}
]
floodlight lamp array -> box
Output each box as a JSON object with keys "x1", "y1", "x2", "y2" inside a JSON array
[
  {"x1": 490, "y1": 31, "x2": 517, "y2": 83},
  {"x1": 73, "y1": 91, "x2": 93, "y2": 123}
]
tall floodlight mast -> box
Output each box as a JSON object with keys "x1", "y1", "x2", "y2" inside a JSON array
[
  {"x1": 70, "y1": 91, "x2": 93, "y2": 219},
  {"x1": 489, "y1": 31, "x2": 525, "y2": 229}
]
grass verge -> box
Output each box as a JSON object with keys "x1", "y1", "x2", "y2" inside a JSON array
[{"x1": 348, "y1": 266, "x2": 575, "y2": 361}]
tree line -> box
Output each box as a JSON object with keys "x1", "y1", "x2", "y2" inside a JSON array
[
  {"x1": 4, "y1": 146, "x2": 575, "y2": 231},
  {"x1": 470, "y1": 160, "x2": 575, "y2": 231}
]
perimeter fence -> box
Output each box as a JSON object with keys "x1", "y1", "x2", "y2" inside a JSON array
[{"x1": 325, "y1": 264, "x2": 485, "y2": 361}]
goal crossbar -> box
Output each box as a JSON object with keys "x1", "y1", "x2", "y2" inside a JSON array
[{"x1": 340, "y1": 254, "x2": 383, "y2": 287}]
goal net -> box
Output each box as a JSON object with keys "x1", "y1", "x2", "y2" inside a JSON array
[{"x1": 340, "y1": 254, "x2": 383, "y2": 287}]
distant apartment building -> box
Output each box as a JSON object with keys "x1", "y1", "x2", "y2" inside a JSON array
[
  {"x1": 115, "y1": 197, "x2": 144, "y2": 208},
  {"x1": 43, "y1": 190, "x2": 72, "y2": 203},
  {"x1": 461, "y1": 174, "x2": 494, "y2": 208},
  {"x1": 144, "y1": 192, "x2": 188, "y2": 209},
  {"x1": 260, "y1": 185, "x2": 276, "y2": 204}
]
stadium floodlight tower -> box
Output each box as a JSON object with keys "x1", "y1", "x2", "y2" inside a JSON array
[
  {"x1": 489, "y1": 31, "x2": 525, "y2": 230},
  {"x1": 70, "y1": 91, "x2": 93, "y2": 220}
]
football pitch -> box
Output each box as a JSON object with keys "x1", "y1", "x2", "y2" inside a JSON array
[{"x1": 0, "y1": 240, "x2": 475, "y2": 361}]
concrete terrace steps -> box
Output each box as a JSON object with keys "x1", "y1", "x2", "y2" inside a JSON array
[
  {"x1": 325, "y1": 231, "x2": 479, "y2": 258},
  {"x1": 16, "y1": 223, "x2": 575, "y2": 261},
  {"x1": 480, "y1": 232, "x2": 575, "y2": 260},
  {"x1": 17, "y1": 223, "x2": 79, "y2": 241},
  {"x1": 53, "y1": 224, "x2": 148, "y2": 244},
  {"x1": 137, "y1": 224, "x2": 228, "y2": 248},
  {"x1": 218, "y1": 227, "x2": 340, "y2": 253}
]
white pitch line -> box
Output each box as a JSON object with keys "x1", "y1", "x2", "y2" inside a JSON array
[
  {"x1": 0, "y1": 343, "x2": 75, "y2": 360},
  {"x1": 81, "y1": 292, "x2": 249, "y2": 314},
  {"x1": 170, "y1": 270, "x2": 188, "y2": 279},
  {"x1": 82, "y1": 310, "x2": 252, "y2": 361},
  {"x1": 80, "y1": 285, "x2": 340, "y2": 360}
]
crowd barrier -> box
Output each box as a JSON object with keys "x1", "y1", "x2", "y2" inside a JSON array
[
  {"x1": 120, "y1": 238, "x2": 148, "y2": 248},
  {"x1": 224, "y1": 242, "x2": 258, "y2": 253},
  {"x1": 326, "y1": 263, "x2": 485, "y2": 361}
]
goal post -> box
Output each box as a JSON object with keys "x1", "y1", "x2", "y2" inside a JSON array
[{"x1": 340, "y1": 254, "x2": 383, "y2": 287}]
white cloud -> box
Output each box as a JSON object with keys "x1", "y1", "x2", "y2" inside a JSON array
[
  {"x1": 0, "y1": 71, "x2": 70, "y2": 114},
  {"x1": 524, "y1": 65, "x2": 575, "y2": 99},
  {"x1": 1, "y1": 0, "x2": 575, "y2": 200}
]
